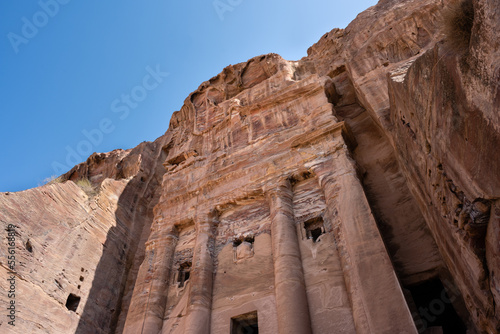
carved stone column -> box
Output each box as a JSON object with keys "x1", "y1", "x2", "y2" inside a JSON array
[
  {"x1": 123, "y1": 224, "x2": 178, "y2": 334},
  {"x1": 184, "y1": 211, "x2": 218, "y2": 334},
  {"x1": 312, "y1": 146, "x2": 418, "y2": 334},
  {"x1": 268, "y1": 179, "x2": 312, "y2": 334}
]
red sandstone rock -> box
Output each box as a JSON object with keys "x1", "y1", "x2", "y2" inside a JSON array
[{"x1": 0, "y1": 0, "x2": 498, "y2": 333}]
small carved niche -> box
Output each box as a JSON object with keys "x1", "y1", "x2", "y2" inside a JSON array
[
  {"x1": 65, "y1": 293, "x2": 81, "y2": 312},
  {"x1": 177, "y1": 262, "x2": 191, "y2": 288},
  {"x1": 233, "y1": 235, "x2": 255, "y2": 262},
  {"x1": 304, "y1": 217, "x2": 325, "y2": 242}
]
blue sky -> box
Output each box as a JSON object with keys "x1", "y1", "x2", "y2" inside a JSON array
[{"x1": 0, "y1": 0, "x2": 377, "y2": 192}]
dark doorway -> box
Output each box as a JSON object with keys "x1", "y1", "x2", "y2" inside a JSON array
[
  {"x1": 407, "y1": 279, "x2": 466, "y2": 333},
  {"x1": 231, "y1": 311, "x2": 259, "y2": 334}
]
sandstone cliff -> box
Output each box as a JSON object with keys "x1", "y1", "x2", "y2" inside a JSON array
[{"x1": 0, "y1": 0, "x2": 498, "y2": 333}]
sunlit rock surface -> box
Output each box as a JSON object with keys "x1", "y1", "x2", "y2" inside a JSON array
[{"x1": 1, "y1": 0, "x2": 498, "y2": 333}]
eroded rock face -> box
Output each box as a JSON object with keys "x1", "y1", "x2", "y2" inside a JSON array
[
  {"x1": 0, "y1": 138, "x2": 169, "y2": 334},
  {"x1": 0, "y1": 0, "x2": 498, "y2": 333},
  {"x1": 387, "y1": 0, "x2": 500, "y2": 330}
]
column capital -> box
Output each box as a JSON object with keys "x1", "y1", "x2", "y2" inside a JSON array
[
  {"x1": 194, "y1": 209, "x2": 219, "y2": 229},
  {"x1": 309, "y1": 154, "x2": 357, "y2": 190},
  {"x1": 264, "y1": 177, "x2": 293, "y2": 199},
  {"x1": 145, "y1": 225, "x2": 179, "y2": 248}
]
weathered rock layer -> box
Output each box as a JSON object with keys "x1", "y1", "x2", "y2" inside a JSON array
[{"x1": 1, "y1": 0, "x2": 498, "y2": 333}]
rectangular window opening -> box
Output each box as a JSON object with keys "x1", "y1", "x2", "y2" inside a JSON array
[
  {"x1": 65, "y1": 293, "x2": 81, "y2": 312},
  {"x1": 177, "y1": 262, "x2": 192, "y2": 288},
  {"x1": 233, "y1": 235, "x2": 255, "y2": 247},
  {"x1": 231, "y1": 311, "x2": 258, "y2": 334},
  {"x1": 304, "y1": 217, "x2": 325, "y2": 242},
  {"x1": 233, "y1": 235, "x2": 255, "y2": 261}
]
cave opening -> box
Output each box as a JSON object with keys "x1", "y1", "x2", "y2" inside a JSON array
[{"x1": 407, "y1": 279, "x2": 467, "y2": 333}]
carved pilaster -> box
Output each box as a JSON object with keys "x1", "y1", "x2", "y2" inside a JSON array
[
  {"x1": 267, "y1": 179, "x2": 312, "y2": 334},
  {"x1": 184, "y1": 210, "x2": 218, "y2": 334},
  {"x1": 313, "y1": 148, "x2": 417, "y2": 334},
  {"x1": 123, "y1": 224, "x2": 179, "y2": 334}
]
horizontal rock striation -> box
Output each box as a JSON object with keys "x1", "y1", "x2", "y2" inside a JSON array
[{"x1": 0, "y1": 0, "x2": 498, "y2": 333}]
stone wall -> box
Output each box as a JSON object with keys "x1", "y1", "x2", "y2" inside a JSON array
[{"x1": 0, "y1": 0, "x2": 498, "y2": 333}]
